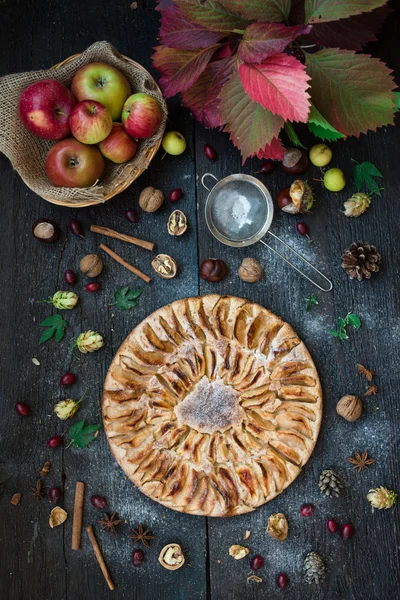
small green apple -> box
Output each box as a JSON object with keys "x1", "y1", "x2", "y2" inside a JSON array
[
  {"x1": 323, "y1": 168, "x2": 346, "y2": 192},
  {"x1": 309, "y1": 143, "x2": 332, "y2": 167},
  {"x1": 162, "y1": 131, "x2": 186, "y2": 155}
]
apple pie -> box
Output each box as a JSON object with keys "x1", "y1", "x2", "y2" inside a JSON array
[{"x1": 103, "y1": 295, "x2": 322, "y2": 516}]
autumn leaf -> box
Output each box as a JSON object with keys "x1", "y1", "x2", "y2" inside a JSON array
[
  {"x1": 153, "y1": 44, "x2": 219, "y2": 97},
  {"x1": 176, "y1": 0, "x2": 249, "y2": 32},
  {"x1": 253, "y1": 137, "x2": 285, "y2": 161},
  {"x1": 305, "y1": 49, "x2": 396, "y2": 137},
  {"x1": 159, "y1": 5, "x2": 225, "y2": 48},
  {"x1": 304, "y1": 0, "x2": 388, "y2": 24},
  {"x1": 239, "y1": 54, "x2": 310, "y2": 122},
  {"x1": 307, "y1": 104, "x2": 344, "y2": 141},
  {"x1": 220, "y1": 0, "x2": 291, "y2": 23},
  {"x1": 219, "y1": 71, "x2": 284, "y2": 163},
  {"x1": 238, "y1": 23, "x2": 311, "y2": 63}
]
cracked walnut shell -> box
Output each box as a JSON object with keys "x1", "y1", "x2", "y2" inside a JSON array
[
  {"x1": 159, "y1": 544, "x2": 185, "y2": 570},
  {"x1": 49, "y1": 506, "x2": 67, "y2": 528},
  {"x1": 168, "y1": 210, "x2": 187, "y2": 236},
  {"x1": 336, "y1": 395, "x2": 362, "y2": 422},
  {"x1": 139, "y1": 187, "x2": 164, "y2": 212},
  {"x1": 267, "y1": 513, "x2": 288, "y2": 541},
  {"x1": 152, "y1": 254, "x2": 177, "y2": 279}
]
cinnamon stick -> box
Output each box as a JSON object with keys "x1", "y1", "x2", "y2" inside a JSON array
[
  {"x1": 71, "y1": 481, "x2": 85, "y2": 550},
  {"x1": 99, "y1": 243, "x2": 151, "y2": 283},
  {"x1": 91, "y1": 224, "x2": 155, "y2": 252},
  {"x1": 86, "y1": 525, "x2": 116, "y2": 591}
]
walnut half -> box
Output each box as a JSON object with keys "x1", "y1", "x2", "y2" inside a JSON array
[
  {"x1": 152, "y1": 254, "x2": 178, "y2": 279},
  {"x1": 229, "y1": 544, "x2": 250, "y2": 560},
  {"x1": 267, "y1": 512, "x2": 289, "y2": 541},
  {"x1": 168, "y1": 210, "x2": 187, "y2": 236},
  {"x1": 158, "y1": 544, "x2": 185, "y2": 570}
]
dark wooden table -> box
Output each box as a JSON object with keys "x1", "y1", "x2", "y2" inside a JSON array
[{"x1": 1, "y1": 2, "x2": 399, "y2": 599}]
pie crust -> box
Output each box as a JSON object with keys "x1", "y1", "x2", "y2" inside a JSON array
[{"x1": 103, "y1": 295, "x2": 322, "y2": 516}]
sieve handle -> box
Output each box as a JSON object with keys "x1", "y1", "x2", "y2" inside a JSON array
[
  {"x1": 260, "y1": 231, "x2": 333, "y2": 292},
  {"x1": 201, "y1": 173, "x2": 219, "y2": 192}
]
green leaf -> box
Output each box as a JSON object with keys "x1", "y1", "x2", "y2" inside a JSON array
[
  {"x1": 39, "y1": 327, "x2": 57, "y2": 344},
  {"x1": 114, "y1": 287, "x2": 143, "y2": 311},
  {"x1": 220, "y1": 0, "x2": 291, "y2": 23},
  {"x1": 307, "y1": 104, "x2": 344, "y2": 141},
  {"x1": 68, "y1": 419, "x2": 101, "y2": 449},
  {"x1": 305, "y1": 49, "x2": 396, "y2": 138},
  {"x1": 176, "y1": 0, "x2": 249, "y2": 32},
  {"x1": 39, "y1": 314, "x2": 67, "y2": 344},
  {"x1": 394, "y1": 91, "x2": 400, "y2": 109},
  {"x1": 285, "y1": 122, "x2": 305, "y2": 148},
  {"x1": 353, "y1": 161, "x2": 383, "y2": 195},
  {"x1": 346, "y1": 313, "x2": 361, "y2": 328},
  {"x1": 305, "y1": 0, "x2": 388, "y2": 24},
  {"x1": 305, "y1": 293, "x2": 318, "y2": 312}
]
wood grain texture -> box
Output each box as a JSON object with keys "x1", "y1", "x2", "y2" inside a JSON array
[{"x1": 0, "y1": 0, "x2": 399, "y2": 599}]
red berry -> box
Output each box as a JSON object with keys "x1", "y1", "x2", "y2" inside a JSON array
[
  {"x1": 15, "y1": 402, "x2": 30, "y2": 416},
  {"x1": 300, "y1": 503, "x2": 314, "y2": 517},
  {"x1": 60, "y1": 372, "x2": 76, "y2": 386},
  {"x1": 340, "y1": 523, "x2": 354, "y2": 540},
  {"x1": 326, "y1": 519, "x2": 338, "y2": 533},
  {"x1": 49, "y1": 487, "x2": 63, "y2": 503},
  {"x1": 250, "y1": 555, "x2": 264, "y2": 570},
  {"x1": 276, "y1": 573, "x2": 289, "y2": 589},
  {"x1": 169, "y1": 188, "x2": 182, "y2": 202},
  {"x1": 64, "y1": 269, "x2": 77, "y2": 285},
  {"x1": 69, "y1": 219, "x2": 83, "y2": 236},
  {"x1": 132, "y1": 549, "x2": 144, "y2": 567},
  {"x1": 85, "y1": 282, "x2": 101, "y2": 293},
  {"x1": 48, "y1": 435, "x2": 62, "y2": 449},
  {"x1": 125, "y1": 208, "x2": 138, "y2": 223},
  {"x1": 259, "y1": 159, "x2": 274, "y2": 174},
  {"x1": 204, "y1": 144, "x2": 217, "y2": 160},
  {"x1": 296, "y1": 222, "x2": 308, "y2": 235},
  {"x1": 91, "y1": 495, "x2": 107, "y2": 509}
]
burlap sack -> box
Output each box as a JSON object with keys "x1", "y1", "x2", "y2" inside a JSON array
[{"x1": 0, "y1": 41, "x2": 167, "y2": 207}]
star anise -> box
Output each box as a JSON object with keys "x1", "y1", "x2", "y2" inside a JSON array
[
  {"x1": 347, "y1": 451, "x2": 375, "y2": 472},
  {"x1": 98, "y1": 512, "x2": 124, "y2": 536},
  {"x1": 365, "y1": 385, "x2": 378, "y2": 396},
  {"x1": 129, "y1": 523, "x2": 155, "y2": 548},
  {"x1": 356, "y1": 363, "x2": 375, "y2": 382},
  {"x1": 31, "y1": 479, "x2": 45, "y2": 499}
]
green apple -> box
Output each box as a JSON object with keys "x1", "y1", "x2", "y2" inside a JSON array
[
  {"x1": 71, "y1": 62, "x2": 131, "y2": 121},
  {"x1": 323, "y1": 168, "x2": 346, "y2": 192},
  {"x1": 162, "y1": 131, "x2": 186, "y2": 155},
  {"x1": 309, "y1": 143, "x2": 332, "y2": 167}
]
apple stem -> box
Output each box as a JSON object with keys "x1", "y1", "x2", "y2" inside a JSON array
[{"x1": 161, "y1": 151, "x2": 167, "y2": 160}]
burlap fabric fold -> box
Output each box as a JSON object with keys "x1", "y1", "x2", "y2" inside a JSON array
[{"x1": 0, "y1": 41, "x2": 167, "y2": 207}]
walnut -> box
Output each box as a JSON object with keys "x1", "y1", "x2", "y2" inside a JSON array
[
  {"x1": 267, "y1": 513, "x2": 288, "y2": 541},
  {"x1": 168, "y1": 210, "x2": 187, "y2": 236},
  {"x1": 80, "y1": 254, "x2": 103, "y2": 277},
  {"x1": 139, "y1": 186, "x2": 164, "y2": 212},
  {"x1": 336, "y1": 395, "x2": 363, "y2": 421},
  {"x1": 158, "y1": 544, "x2": 185, "y2": 570},
  {"x1": 49, "y1": 506, "x2": 67, "y2": 528},
  {"x1": 238, "y1": 258, "x2": 263, "y2": 283},
  {"x1": 152, "y1": 254, "x2": 177, "y2": 279},
  {"x1": 229, "y1": 544, "x2": 249, "y2": 560}
]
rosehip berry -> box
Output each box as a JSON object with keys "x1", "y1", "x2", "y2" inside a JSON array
[
  {"x1": 340, "y1": 523, "x2": 354, "y2": 540},
  {"x1": 132, "y1": 549, "x2": 144, "y2": 567},
  {"x1": 326, "y1": 519, "x2": 338, "y2": 533},
  {"x1": 49, "y1": 487, "x2": 63, "y2": 503},
  {"x1": 91, "y1": 495, "x2": 107, "y2": 509},
  {"x1": 85, "y1": 282, "x2": 101, "y2": 293},
  {"x1": 300, "y1": 503, "x2": 314, "y2": 517},
  {"x1": 48, "y1": 435, "x2": 62, "y2": 449},
  {"x1": 69, "y1": 219, "x2": 83, "y2": 236},
  {"x1": 204, "y1": 144, "x2": 217, "y2": 160},
  {"x1": 64, "y1": 269, "x2": 77, "y2": 285},
  {"x1": 259, "y1": 159, "x2": 274, "y2": 174},
  {"x1": 60, "y1": 372, "x2": 76, "y2": 386},
  {"x1": 296, "y1": 222, "x2": 308, "y2": 235},
  {"x1": 125, "y1": 208, "x2": 138, "y2": 223},
  {"x1": 250, "y1": 555, "x2": 264, "y2": 570},
  {"x1": 15, "y1": 402, "x2": 30, "y2": 416},
  {"x1": 169, "y1": 188, "x2": 182, "y2": 202},
  {"x1": 276, "y1": 573, "x2": 289, "y2": 589}
]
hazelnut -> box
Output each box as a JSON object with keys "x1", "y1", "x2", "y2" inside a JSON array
[
  {"x1": 167, "y1": 210, "x2": 187, "y2": 236},
  {"x1": 158, "y1": 544, "x2": 185, "y2": 570},
  {"x1": 267, "y1": 513, "x2": 288, "y2": 541},
  {"x1": 229, "y1": 545, "x2": 249, "y2": 560},
  {"x1": 238, "y1": 258, "x2": 263, "y2": 283},
  {"x1": 199, "y1": 259, "x2": 227, "y2": 282},
  {"x1": 281, "y1": 148, "x2": 309, "y2": 174},
  {"x1": 80, "y1": 254, "x2": 103, "y2": 278},
  {"x1": 336, "y1": 395, "x2": 363, "y2": 422},
  {"x1": 139, "y1": 186, "x2": 164, "y2": 212},
  {"x1": 152, "y1": 254, "x2": 178, "y2": 279}
]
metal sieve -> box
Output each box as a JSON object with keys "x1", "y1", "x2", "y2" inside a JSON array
[{"x1": 201, "y1": 173, "x2": 332, "y2": 292}]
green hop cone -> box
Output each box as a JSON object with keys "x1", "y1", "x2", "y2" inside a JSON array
[
  {"x1": 54, "y1": 399, "x2": 80, "y2": 420},
  {"x1": 51, "y1": 291, "x2": 79, "y2": 310},
  {"x1": 343, "y1": 193, "x2": 371, "y2": 217},
  {"x1": 75, "y1": 330, "x2": 104, "y2": 353},
  {"x1": 367, "y1": 486, "x2": 397, "y2": 511}
]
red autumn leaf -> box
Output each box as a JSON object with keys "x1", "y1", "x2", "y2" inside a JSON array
[
  {"x1": 153, "y1": 44, "x2": 219, "y2": 97},
  {"x1": 238, "y1": 22, "x2": 311, "y2": 63},
  {"x1": 176, "y1": 0, "x2": 249, "y2": 32},
  {"x1": 239, "y1": 54, "x2": 310, "y2": 123},
  {"x1": 204, "y1": 58, "x2": 235, "y2": 127},
  {"x1": 304, "y1": 0, "x2": 388, "y2": 24},
  {"x1": 219, "y1": 71, "x2": 284, "y2": 164},
  {"x1": 305, "y1": 49, "x2": 396, "y2": 137},
  {"x1": 159, "y1": 5, "x2": 225, "y2": 49},
  {"x1": 220, "y1": 0, "x2": 291, "y2": 23},
  {"x1": 253, "y1": 137, "x2": 285, "y2": 160}
]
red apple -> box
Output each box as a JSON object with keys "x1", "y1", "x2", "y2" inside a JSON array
[
  {"x1": 18, "y1": 80, "x2": 75, "y2": 140},
  {"x1": 122, "y1": 93, "x2": 162, "y2": 139},
  {"x1": 98, "y1": 123, "x2": 137, "y2": 163},
  {"x1": 69, "y1": 100, "x2": 112, "y2": 144},
  {"x1": 46, "y1": 138, "x2": 104, "y2": 187},
  {"x1": 71, "y1": 62, "x2": 131, "y2": 121}
]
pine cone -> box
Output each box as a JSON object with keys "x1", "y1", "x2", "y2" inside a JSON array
[
  {"x1": 367, "y1": 486, "x2": 397, "y2": 511},
  {"x1": 319, "y1": 469, "x2": 343, "y2": 497},
  {"x1": 343, "y1": 193, "x2": 371, "y2": 217},
  {"x1": 304, "y1": 552, "x2": 325, "y2": 584},
  {"x1": 341, "y1": 242, "x2": 381, "y2": 281}
]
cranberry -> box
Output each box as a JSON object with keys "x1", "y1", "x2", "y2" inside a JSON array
[
  {"x1": 259, "y1": 159, "x2": 274, "y2": 174},
  {"x1": 132, "y1": 549, "x2": 144, "y2": 567},
  {"x1": 85, "y1": 282, "x2": 101, "y2": 293},
  {"x1": 169, "y1": 188, "x2": 182, "y2": 202},
  {"x1": 48, "y1": 435, "x2": 62, "y2": 448},
  {"x1": 49, "y1": 487, "x2": 63, "y2": 503},
  {"x1": 296, "y1": 222, "x2": 308, "y2": 235},
  {"x1": 69, "y1": 219, "x2": 83, "y2": 236},
  {"x1": 340, "y1": 523, "x2": 354, "y2": 540},
  {"x1": 300, "y1": 503, "x2": 314, "y2": 517},
  {"x1": 91, "y1": 495, "x2": 107, "y2": 509},
  {"x1": 125, "y1": 208, "x2": 138, "y2": 223},
  {"x1": 250, "y1": 555, "x2": 264, "y2": 570},
  {"x1": 326, "y1": 519, "x2": 338, "y2": 533},
  {"x1": 64, "y1": 269, "x2": 77, "y2": 285},
  {"x1": 60, "y1": 372, "x2": 76, "y2": 386},
  {"x1": 276, "y1": 573, "x2": 289, "y2": 589},
  {"x1": 15, "y1": 402, "x2": 30, "y2": 416},
  {"x1": 204, "y1": 144, "x2": 217, "y2": 160}
]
